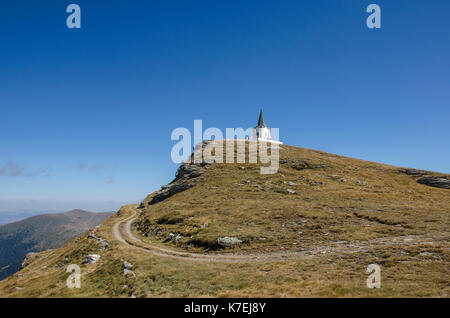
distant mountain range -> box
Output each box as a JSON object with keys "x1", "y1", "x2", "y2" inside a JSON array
[
  {"x1": 0, "y1": 210, "x2": 60, "y2": 226},
  {"x1": 0, "y1": 210, "x2": 112, "y2": 280}
]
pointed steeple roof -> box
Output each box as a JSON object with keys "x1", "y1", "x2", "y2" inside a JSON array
[{"x1": 257, "y1": 109, "x2": 267, "y2": 127}]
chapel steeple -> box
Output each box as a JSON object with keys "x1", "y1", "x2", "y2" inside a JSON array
[
  {"x1": 250, "y1": 108, "x2": 283, "y2": 144},
  {"x1": 257, "y1": 109, "x2": 267, "y2": 127}
]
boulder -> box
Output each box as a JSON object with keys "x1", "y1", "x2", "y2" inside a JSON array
[{"x1": 217, "y1": 237, "x2": 242, "y2": 247}]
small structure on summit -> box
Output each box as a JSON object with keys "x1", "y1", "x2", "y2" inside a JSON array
[{"x1": 251, "y1": 109, "x2": 283, "y2": 144}]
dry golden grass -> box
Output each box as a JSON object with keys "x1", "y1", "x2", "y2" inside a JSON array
[{"x1": 0, "y1": 142, "x2": 448, "y2": 297}]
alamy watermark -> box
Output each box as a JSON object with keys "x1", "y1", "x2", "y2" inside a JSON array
[
  {"x1": 170, "y1": 120, "x2": 280, "y2": 174},
  {"x1": 366, "y1": 264, "x2": 381, "y2": 288},
  {"x1": 366, "y1": 4, "x2": 381, "y2": 29},
  {"x1": 66, "y1": 264, "x2": 81, "y2": 288},
  {"x1": 66, "y1": 4, "x2": 81, "y2": 29},
  {"x1": 65, "y1": 4, "x2": 380, "y2": 30}
]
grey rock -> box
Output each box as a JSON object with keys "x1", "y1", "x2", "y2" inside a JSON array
[
  {"x1": 149, "y1": 182, "x2": 193, "y2": 205},
  {"x1": 287, "y1": 181, "x2": 297, "y2": 186},
  {"x1": 151, "y1": 226, "x2": 161, "y2": 235},
  {"x1": 145, "y1": 158, "x2": 212, "y2": 206},
  {"x1": 21, "y1": 252, "x2": 37, "y2": 269},
  {"x1": 88, "y1": 230, "x2": 110, "y2": 250},
  {"x1": 123, "y1": 269, "x2": 136, "y2": 278},
  {"x1": 122, "y1": 261, "x2": 133, "y2": 270},
  {"x1": 399, "y1": 169, "x2": 429, "y2": 176},
  {"x1": 168, "y1": 233, "x2": 175, "y2": 240},
  {"x1": 169, "y1": 182, "x2": 192, "y2": 194},
  {"x1": 286, "y1": 189, "x2": 296, "y2": 194},
  {"x1": 417, "y1": 176, "x2": 450, "y2": 189},
  {"x1": 83, "y1": 254, "x2": 100, "y2": 264},
  {"x1": 217, "y1": 237, "x2": 242, "y2": 247},
  {"x1": 419, "y1": 252, "x2": 433, "y2": 256},
  {"x1": 291, "y1": 160, "x2": 312, "y2": 170},
  {"x1": 175, "y1": 162, "x2": 206, "y2": 179}
]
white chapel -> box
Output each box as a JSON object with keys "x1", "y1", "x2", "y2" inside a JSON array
[{"x1": 251, "y1": 109, "x2": 283, "y2": 144}]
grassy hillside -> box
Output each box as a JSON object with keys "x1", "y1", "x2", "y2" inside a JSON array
[
  {"x1": 0, "y1": 142, "x2": 448, "y2": 297},
  {"x1": 0, "y1": 210, "x2": 112, "y2": 280}
]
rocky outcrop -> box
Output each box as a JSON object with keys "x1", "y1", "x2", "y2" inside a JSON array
[
  {"x1": 175, "y1": 161, "x2": 208, "y2": 179},
  {"x1": 88, "y1": 226, "x2": 110, "y2": 250},
  {"x1": 21, "y1": 252, "x2": 37, "y2": 269},
  {"x1": 138, "y1": 141, "x2": 221, "y2": 208},
  {"x1": 399, "y1": 169, "x2": 429, "y2": 176},
  {"x1": 399, "y1": 169, "x2": 449, "y2": 190},
  {"x1": 140, "y1": 160, "x2": 211, "y2": 207},
  {"x1": 417, "y1": 176, "x2": 450, "y2": 189},
  {"x1": 148, "y1": 181, "x2": 194, "y2": 205}
]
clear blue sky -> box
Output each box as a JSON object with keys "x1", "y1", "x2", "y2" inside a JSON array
[{"x1": 0, "y1": 0, "x2": 449, "y2": 212}]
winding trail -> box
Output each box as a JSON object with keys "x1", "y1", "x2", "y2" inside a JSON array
[
  {"x1": 112, "y1": 205, "x2": 314, "y2": 263},
  {"x1": 111, "y1": 205, "x2": 439, "y2": 264}
]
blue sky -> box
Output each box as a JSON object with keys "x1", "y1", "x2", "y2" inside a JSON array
[{"x1": 0, "y1": 0, "x2": 449, "y2": 212}]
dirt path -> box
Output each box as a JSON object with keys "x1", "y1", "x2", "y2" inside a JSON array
[
  {"x1": 112, "y1": 205, "x2": 316, "y2": 263},
  {"x1": 111, "y1": 205, "x2": 441, "y2": 264}
]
